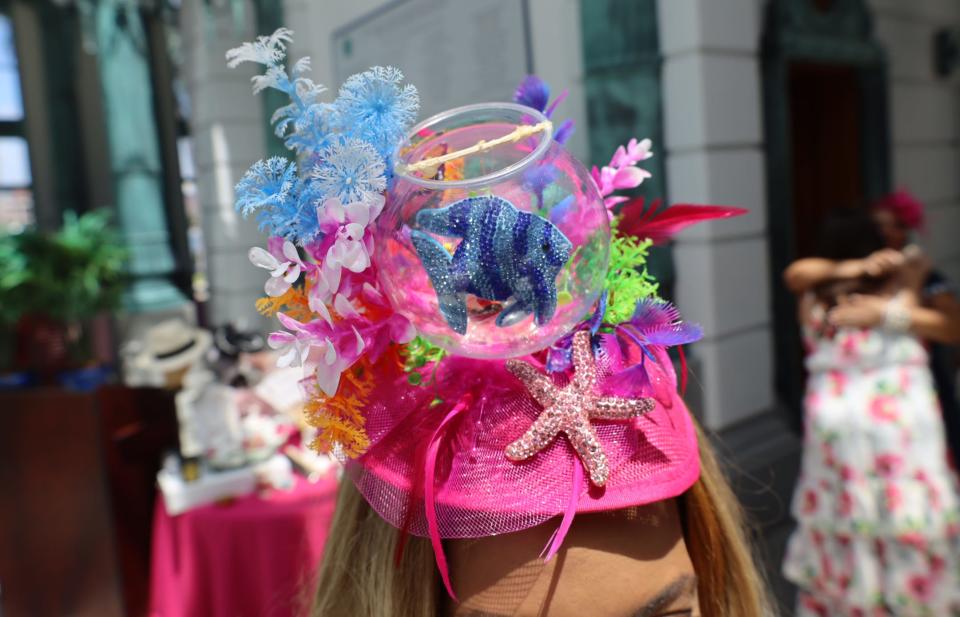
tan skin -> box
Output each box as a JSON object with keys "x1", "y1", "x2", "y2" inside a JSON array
[
  {"x1": 783, "y1": 210, "x2": 960, "y2": 344},
  {"x1": 444, "y1": 500, "x2": 698, "y2": 617}
]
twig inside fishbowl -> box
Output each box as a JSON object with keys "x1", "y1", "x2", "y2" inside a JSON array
[{"x1": 397, "y1": 121, "x2": 553, "y2": 177}]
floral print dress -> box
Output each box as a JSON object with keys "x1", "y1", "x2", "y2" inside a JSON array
[{"x1": 783, "y1": 302, "x2": 960, "y2": 617}]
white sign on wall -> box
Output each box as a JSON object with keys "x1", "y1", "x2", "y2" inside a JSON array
[{"x1": 333, "y1": 0, "x2": 532, "y2": 119}]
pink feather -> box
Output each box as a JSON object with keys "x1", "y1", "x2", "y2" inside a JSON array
[{"x1": 619, "y1": 197, "x2": 748, "y2": 244}]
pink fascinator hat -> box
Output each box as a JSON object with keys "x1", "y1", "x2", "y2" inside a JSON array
[{"x1": 229, "y1": 30, "x2": 747, "y2": 599}]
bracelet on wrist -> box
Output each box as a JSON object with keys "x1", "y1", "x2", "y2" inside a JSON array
[{"x1": 882, "y1": 301, "x2": 911, "y2": 333}]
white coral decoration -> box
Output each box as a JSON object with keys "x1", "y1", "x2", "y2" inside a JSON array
[{"x1": 225, "y1": 27, "x2": 293, "y2": 68}]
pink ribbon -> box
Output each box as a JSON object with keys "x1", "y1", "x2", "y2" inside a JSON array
[
  {"x1": 541, "y1": 458, "x2": 583, "y2": 562},
  {"x1": 678, "y1": 345, "x2": 688, "y2": 397},
  {"x1": 424, "y1": 395, "x2": 472, "y2": 601}
]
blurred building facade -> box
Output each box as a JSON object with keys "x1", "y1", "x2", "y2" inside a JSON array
[{"x1": 3, "y1": 0, "x2": 959, "y2": 607}]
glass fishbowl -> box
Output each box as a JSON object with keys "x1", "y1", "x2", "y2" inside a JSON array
[{"x1": 374, "y1": 102, "x2": 610, "y2": 359}]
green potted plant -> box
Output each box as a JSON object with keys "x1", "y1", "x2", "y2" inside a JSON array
[{"x1": 13, "y1": 210, "x2": 128, "y2": 389}]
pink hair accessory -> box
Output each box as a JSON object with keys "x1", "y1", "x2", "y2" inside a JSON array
[
  {"x1": 874, "y1": 189, "x2": 926, "y2": 231},
  {"x1": 347, "y1": 334, "x2": 701, "y2": 596}
]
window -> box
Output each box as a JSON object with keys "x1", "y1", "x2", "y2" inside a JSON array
[{"x1": 0, "y1": 11, "x2": 32, "y2": 232}]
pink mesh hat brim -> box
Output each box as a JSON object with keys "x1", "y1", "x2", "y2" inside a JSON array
[{"x1": 349, "y1": 351, "x2": 701, "y2": 540}]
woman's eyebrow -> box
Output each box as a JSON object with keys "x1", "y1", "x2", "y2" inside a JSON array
[{"x1": 631, "y1": 574, "x2": 698, "y2": 617}]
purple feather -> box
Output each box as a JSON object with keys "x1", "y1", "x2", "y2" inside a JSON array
[
  {"x1": 631, "y1": 297, "x2": 681, "y2": 331},
  {"x1": 546, "y1": 345, "x2": 572, "y2": 373},
  {"x1": 549, "y1": 195, "x2": 576, "y2": 225},
  {"x1": 602, "y1": 359, "x2": 649, "y2": 398},
  {"x1": 624, "y1": 298, "x2": 703, "y2": 347},
  {"x1": 554, "y1": 119, "x2": 575, "y2": 145},
  {"x1": 522, "y1": 164, "x2": 558, "y2": 194},
  {"x1": 514, "y1": 75, "x2": 550, "y2": 112},
  {"x1": 544, "y1": 89, "x2": 568, "y2": 118},
  {"x1": 643, "y1": 322, "x2": 702, "y2": 347}
]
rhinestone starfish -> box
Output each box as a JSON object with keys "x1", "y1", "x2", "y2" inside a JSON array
[{"x1": 505, "y1": 330, "x2": 656, "y2": 486}]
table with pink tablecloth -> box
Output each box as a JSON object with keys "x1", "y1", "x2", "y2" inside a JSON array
[{"x1": 149, "y1": 473, "x2": 339, "y2": 617}]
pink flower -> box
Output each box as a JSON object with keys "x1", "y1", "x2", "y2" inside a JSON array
[
  {"x1": 249, "y1": 237, "x2": 308, "y2": 297},
  {"x1": 811, "y1": 529, "x2": 824, "y2": 546},
  {"x1": 930, "y1": 554, "x2": 946, "y2": 573},
  {"x1": 822, "y1": 442, "x2": 837, "y2": 468},
  {"x1": 590, "y1": 138, "x2": 654, "y2": 212},
  {"x1": 306, "y1": 261, "x2": 341, "y2": 325},
  {"x1": 840, "y1": 465, "x2": 856, "y2": 481},
  {"x1": 840, "y1": 335, "x2": 857, "y2": 358},
  {"x1": 885, "y1": 483, "x2": 903, "y2": 511},
  {"x1": 907, "y1": 574, "x2": 933, "y2": 602},
  {"x1": 268, "y1": 312, "x2": 333, "y2": 368},
  {"x1": 803, "y1": 489, "x2": 819, "y2": 514},
  {"x1": 269, "y1": 279, "x2": 415, "y2": 398},
  {"x1": 318, "y1": 195, "x2": 384, "y2": 275},
  {"x1": 898, "y1": 367, "x2": 912, "y2": 392},
  {"x1": 874, "y1": 453, "x2": 903, "y2": 478},
  {"x1": 610, "y1": 138, "x2": 653, "y2": 168},
  {"x1": 829, "y1": 370, "x2": 847, "y2": 396},
  {"x1": 839, "y1": 491, "x2": 853, "y2": 516},
  {"x1": 309, "y1": 195, "x2": 388, "y2": 322},
  {"x1": 869, "y1": 394, "x2": 899, "y2": 422},
  {"x1": 898, "y1": 531, "x2": 926, "y2": 550},
  {"x1": 800, "y1": 594, "x2": 829, "y2": 617},
  {"x1": 270, "y1": 312, "x2": 366, "y2": 397}
]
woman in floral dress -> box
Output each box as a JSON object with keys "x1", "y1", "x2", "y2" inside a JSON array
[{"x1": 783, "y1": 210, "x2": 960, "y2": 617}]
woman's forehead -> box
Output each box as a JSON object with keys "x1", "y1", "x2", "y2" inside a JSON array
[{"x1": 446, "y1": 500, "x2": 697, "y2": 617}]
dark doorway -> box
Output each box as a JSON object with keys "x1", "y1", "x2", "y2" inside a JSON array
[{"x1": 788, "y1": 62, "x2": 866, "y2": 257}]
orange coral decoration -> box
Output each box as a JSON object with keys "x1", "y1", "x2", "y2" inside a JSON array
[
  {"x1": 305, "y1": 356, "x2": 375, "y2": 458},
  {"x1": 255, "y1": 286, "x2": 312, "y2": 322}
]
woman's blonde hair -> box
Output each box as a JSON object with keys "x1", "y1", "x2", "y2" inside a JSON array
[{"x1": 312, "y1": 420, "x2": 772, "y2": 617}]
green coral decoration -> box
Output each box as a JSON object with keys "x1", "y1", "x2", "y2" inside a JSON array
[
  {"x1": 603, "y1": 221, "x2": 659, "y2": 325},
  {"x1": 401, "y1": 336, "x2": 447, "y2": 386}
]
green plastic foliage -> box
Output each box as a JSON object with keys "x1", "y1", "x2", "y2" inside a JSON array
[
  {"x1": 401, "y1": 336, "x2": 447, "y2": 386},
  {"x1": 603, "y1": 221, "x2": 658, "y2": 325}
]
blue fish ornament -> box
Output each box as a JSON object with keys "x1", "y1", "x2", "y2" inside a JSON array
[{"x1": 411, "y1": 195, "x2": 573, "y2": 335}]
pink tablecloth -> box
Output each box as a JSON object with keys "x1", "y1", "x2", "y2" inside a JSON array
[{"x1": 149, "y1": 473, "x2": 339, "y2": 617}]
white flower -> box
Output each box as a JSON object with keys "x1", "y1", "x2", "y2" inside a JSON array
[{"x1": 248, "y1": 239, "x2": 305, "y2": 297}]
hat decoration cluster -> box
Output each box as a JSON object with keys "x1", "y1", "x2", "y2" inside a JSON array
[{"x1": 229, "y1": 29, "x2": 744, "y2": 478}]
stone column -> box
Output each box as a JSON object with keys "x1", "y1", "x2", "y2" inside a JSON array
[
  {"x1": 180, "y1": 0, "x2": 270, "y2": 330},
  {"x1": 657, "y1": 1, "x2": 800, "y2": 602},
  {"x1": 657, "y1": 0, "x2": 774, "y2": 430}
]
